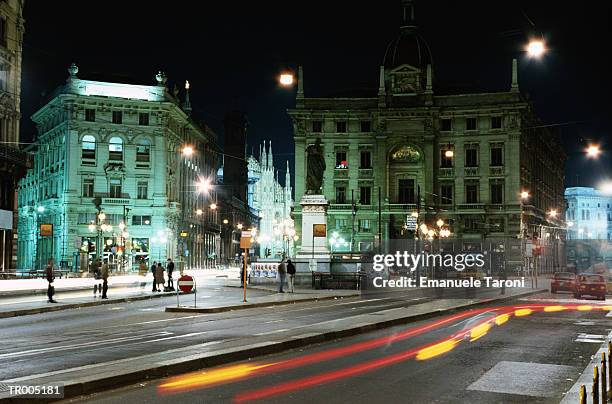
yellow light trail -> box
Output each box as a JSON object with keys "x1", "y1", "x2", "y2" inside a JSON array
[
  {"x1": 544, "y1": 305, "x2": 567, "y2": 312},
  {"x1": 470, "y1": 322, "x2": 492, "y2": 342},
  {"x1": 494, "y1": 313, "x2": 510, "y2": 326},
  {"x1": 416, "y1": 339, "x2": 459, "y2": 361},
  {"x1": 514, "y1": 308, "x2": 532, "y2": 317},
  {"x1": 577, "y1": 305, "x2": 593, "y2": 311}
]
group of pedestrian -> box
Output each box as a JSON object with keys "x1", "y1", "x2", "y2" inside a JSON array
[
  {"x1": 89, "y1": 259, "x2": 109, "y2": 299},
  {"x1": 150, "y1": 258, "x2": 175, "y2": 292},
  {"x1": 277, "y1": 257, "x2": 296, "y2": 293}
]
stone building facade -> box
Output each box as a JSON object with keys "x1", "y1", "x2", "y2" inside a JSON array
[
  {"x1": 0, "y1": 0, "x2": 25, "y2": 271},
  {"x1": 288, "y1": 2, "x2": 565, "y2": 258},
  {"x1": 17, "y1": 65, "x2": 220, "y2": 271},
  {"x1": 565, "y1": 187, "x2": 612, "y2": 240}
]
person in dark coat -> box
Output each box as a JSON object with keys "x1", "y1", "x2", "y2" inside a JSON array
[
  {"x1": 286, "y1": 259, "x2": 296, "y2": 293},
  {"x1": 45, "y1": 259, "x2": 57, "y2": 303},
  {"x1": 151, "y1": 261, "x2": 158, "y2": 292},
  {"x1": 155, "y1": 262, "x2": 165, "y2": 292},
  {"x1": 166, "y1": 258, "x2": 175, "y2": 290},
  {"x1": 101, "y1": 260, "x2": 109, "y2": 299}
]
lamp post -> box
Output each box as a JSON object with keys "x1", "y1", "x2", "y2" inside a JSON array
[{"x1": 88, "y1": 210, "x2": 113, "y2": 264}]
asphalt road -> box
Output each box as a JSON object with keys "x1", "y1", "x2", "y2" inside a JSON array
[
  {"x1": 64, "y1": 291, "x2": 611, "y2": 404},
  {"x1": 0, "y1": 284, "x2": 518, "y2": 381}
]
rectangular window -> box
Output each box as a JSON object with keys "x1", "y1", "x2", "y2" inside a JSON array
[
  {"x1": 441, "y1": 119, "x2": 452, "y2": 131},
  {"x1": 335, "y1": 218, "x2": 348, "y2": 229},
  {"x1": 336, "y1": 121, "x2": 347, "y2": 133},
  {"x1": 109, "y1": 178, "x2": 122, "y2": 198},
  {"x1": 360, "y1": 186, "x2": 371, "y2": 205},
  {"x1": 466, "y1": 182, "x2": 479, "y2": 203},
  {"x1": 77, "y1": 213, "x2": 97, "y2": 224},
  {"x1": 132, "y1": 215, "x2": 152, "y2": 226},
  {"x1": 360, "y1": 120, "x2": 371, "y2": 132},
  {"x1": 138, "y1": 113, "x2": 149, "y2": 126},
  {"x1": 491, "y1": 116, "x2": 502, "y2": 129},
  {"x1": 398, "y1": 179, "x2": 415, "y2": 204},
  {"x1": 82, "y1": 178, "x2": 94, "y2": 197},
  {"x1": 440, "y1": 149, "x2": 453, "y2": 168},
  {"x1": 359, "y1": 219, "x2": 371, "y2": 232},
  {"x1": 0, "y1": 18, "x2": 6, "y2": 47},
  {"x1": 336, "y1": 186, "x2": 347, "y2": 204},
  {"x1": 490, "y1": 182, "x2": 503, "y2": 204},
  {"x1": 336, "y1": 150, "x2": 347, "y2": 168},
  {"x1": 489, "y1": 218, "x2": 504, "y2": 232},
  {"x1": 490, "y1": 146, "x2": 503, "y2": 166},
  {"x1": 85, "y1": 109, "x2": 96, "y2": 122},
  {"x1": 112, "y1": 111, "x2": 123, "y2": 124},
  {"x1": 360, "y1": 150, "x2": 371, "y2": 169},
  {"x1": 137, "y1": 181, "x2": 148, "y2": 199},
  {"x1": 440, "y1": 183, "x2": 453, "y2": 205},
  {"x1": 312, "y1": 120, "x2": 322, "y2": 132},
  {"x1": 465, "y1": 147, "x2": 478, "y2": 167},
  {"x1": 466, "y1": 117, "x2": 477, "y2": 131}
]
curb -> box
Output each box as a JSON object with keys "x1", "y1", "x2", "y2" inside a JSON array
[
  {"x1": 165, "y1": 293, "x2": 359, "y2": 313},
  {"x1": 0, "y1": 292, "x2": 174, "y2": 319},
  {"x1": 0, "y1": 288, "x2": 544, "y2": 403},
  {"x1": 0, "y1": 283, "x2": 142, "y2": 298}
]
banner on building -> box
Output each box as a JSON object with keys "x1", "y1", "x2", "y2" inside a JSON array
[
  {"x1": 0, "y1": 209, "x2": 12, "y2": 230},
  {"x1": 40, "y1": 224, "x2": 53, "y2": 237}
]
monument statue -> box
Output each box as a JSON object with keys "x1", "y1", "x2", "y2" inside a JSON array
[{"x1": 306, "y1": 138, "x2": 325, "y2": 194}]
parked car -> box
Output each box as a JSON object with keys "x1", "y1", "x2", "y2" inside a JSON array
[
  {"x1": 574, "y1": 273, "x2": 607, "y2": 300},
  {"x1": 550, "y1": 272, "x2": 577, "y2": 294}
]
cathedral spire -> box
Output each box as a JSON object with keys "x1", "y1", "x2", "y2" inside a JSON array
[
  {"x1": 261, "y1": 141, "x2": 267, "y2": 169},
  {"x1": 285, "y1": 160, "x2": 291, "y2": 189},
  {"x1": 268, "y1": 141, "x2": 273, "y2": 169},
  {"x1": 183, "y1": 80, "x2": 192, "y2": 117}
]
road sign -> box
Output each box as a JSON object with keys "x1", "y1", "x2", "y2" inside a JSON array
[
  {"x1": 313, "y1": 224, "x2": 326, "y2": 237},
  {"x1": 240, "y1": 231, "x2": 252, "y2": 248},
  {"x1": 177, "y1": 274, "x2": 194, "y2": 293},
  {"x1": 405, "y1": 216, "x2": 417, "y2": 230}
]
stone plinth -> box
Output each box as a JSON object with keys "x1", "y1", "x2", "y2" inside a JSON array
[{"x1": 295, "y1": 194, "x2": 331, "y2": 278}]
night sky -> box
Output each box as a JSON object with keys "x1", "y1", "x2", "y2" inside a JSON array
[{"x1": 21, "y1": 1, "x2": 612, "y2": 188}]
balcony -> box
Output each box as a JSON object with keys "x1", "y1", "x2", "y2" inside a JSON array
[
  {"x1": 457, "y1": 203, "x2": 485, "y2": 210},
  {"x1": 329, "y1": 203, "x2": 352, "y2": 211},
  {"x1": 388, "y1": 203, "x2": 417, "y2": 212},
  {"x1": 464, "y1": 167, "x2": 479, "y2": 177},
  {"x1": 334, "y1": 168, "x2": 349, "y2": 179},
  {"x1": 94, "y1": 193, "x2": 131, "y2": 205},
  {"x1": 489, "y1": 166, "x2": 504, "y2": 176},
  {"x1": 439, "y1": 168, "x2": 454, "y2": 178},
  {"x1": 358, "y1": 168, "x2": 373, "y2": 178}
]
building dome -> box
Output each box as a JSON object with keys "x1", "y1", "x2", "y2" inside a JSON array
[
  {"x1": 382, "y1": 0, "x2": 432, "y2": 69},
  {"x1": 383, "y1": 29, "x2": 432, "y2": 69}
]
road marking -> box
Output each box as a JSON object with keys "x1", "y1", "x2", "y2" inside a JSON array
[
  {"x1": 254, "y1": 329, "x2": 289, "y2": 336},
  {"x1": 264, "y1": 319, "x2": 284, "y2": 324},
  {"x1": 0, "y1": 332, "x2": 172, "y2": 359},
  {"x1": 106, "y1": 314, "x2": 206, "y2": 328},
  {"x1": 575, "y1": 333, "x2": 606, "y2": 343},
  {"x1": 574, "y1": 321, "x2": 596, "y2": 326},
  {"x1": 606, "y1": 311, "x2": 612, "y2": 317}
]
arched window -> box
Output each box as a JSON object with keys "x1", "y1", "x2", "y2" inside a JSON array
[
  {"x1": 82, "y1": 135, "x2": 96, "y2": 160},
  {"x1": 136, "y1": 139, "x2": 150, "y2": 163},
  {"x1": 109, "y1": 137, "x2": 123, "y2": 160}
]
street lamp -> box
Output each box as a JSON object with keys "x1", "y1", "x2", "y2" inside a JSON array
[
  {"x1": 279, "y1": 73, "x2": 294, "y2": 86},
  {"x1": 182, "y1": 145, "x2": 194, "y2": 157},
  {"x1": 37, "y1": 206, "x2": 45, "y2": 213},
  {"x1": 586, "y1": 144, "x2": 601, "y2": 159},
  {"x1": 210, "y1": 203, "x2": 217, "y2": 210},
  {"x1": 548, "y1": 209, "x2": 558, "y2": 218},
  {"x1": 525, "y1": 39, "x2": 546, "y2": 59},
  {"x1": 237, "y1": 223, "x2": 243, "y2": 230},
  {"x1": 196, "y1": 209, "x2": 203, "y2": 216},
  {"x1": 520, "y1": 191, "x2": 530, "y2": 200}
]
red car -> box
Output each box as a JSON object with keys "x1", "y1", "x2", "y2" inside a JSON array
[
  {"x1": 551, "y1": 272, "x2": 577, "y2": 294},
  {"x1": 574, "y1": 273, "x2": 607, "y2": 300}
]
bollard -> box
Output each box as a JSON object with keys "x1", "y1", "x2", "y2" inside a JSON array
[
  {"x1": 609, "y1": 341, "x2": 612, "y2": 400},
  {"x1": 602, "y1": 352, "x2": 607, "y2": 403},
  {"x1": 593, "y1": 365, "x2": 599, "y2": 404},
  {"x1": 579, "y1": 384, "x2": 586, "y2": 404}
]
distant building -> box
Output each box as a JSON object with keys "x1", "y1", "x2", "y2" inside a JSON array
[
  {"x1": 247, "y1": 141, "x2": 294, "y2": 258},
  {"x1": 565, "y1": 187, "x2": 611, "y2": 240},
  {"x1": 0, "y1": 0, "x2": 25, "y2": 272},
  {"x1": 288, "y1": 0, "x2": 565, "y2": 261},
  {"x1": 17, "y1": 65, "x2": 220, "y2": 271}
]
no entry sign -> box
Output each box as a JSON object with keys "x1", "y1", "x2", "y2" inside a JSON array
[{"x1": 177, "y1": 275, "x2": 194, "y2": 293}]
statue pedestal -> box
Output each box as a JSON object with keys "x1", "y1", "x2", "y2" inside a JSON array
[{"x1": 295, "y1": 194, "x2": 331, "y2": 280}]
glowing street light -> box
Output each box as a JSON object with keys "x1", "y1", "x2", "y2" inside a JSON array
[
  {"x1": 37, "y1": 206, "x2": 45, "y2": 213},
  {"x1": 279, "y1": 73, "x2": 294, "y2": 86},
  {"x1": 548, "y1": 209, "x2": 558, "y2": 218},
  {"x1": 196, "y1": 209, "x2": 203, "y2": 216},
  {"x1": 436, "y1": 219, "x2": 445, "y2": 228},
  {"x1": 182, "y1": 145, "x2": 194, "y2": 157},
  {"x1": 88, "y1": 223, "x2": 96, "y2": 232},
  {"x1": 118, "y1": 222, "x2": 125, "y2": 231},
  {"x1": 600, "y1": 182, "x2": 612, "y2": 195},
  {"x1": 520, "y1": 191, "x2": 530, "y2": 200},
  {"x1": 444, "y1": 150, "x2": 454, "y2": 158},
  {"x1": 526, "y1": 39, "x2": 546, "y2": 59},
  {"x1": 420, "y1": 224, "x2": 429, "y2": 234},
  {"x1": 98, "y1": 212, "x2": 106, "y2": 221},
  {"x1": 196, "y1": 178, "x2": 212, "y2": 193},
  {"x1": 223, "y1": 219, "x2": 229, "y2": 224},
  {"x1": 567, "y1": 221, "x2": 574, "y2": 228},
  {"x1": 586, "y1": 144, "x2": 601, "y2": 159},
  {"x1": 210, "y1": 203, "x2": 217, "y2": 210},
  {"x1": 237, "y1": 223, "x2": 243, "y2": 230}
]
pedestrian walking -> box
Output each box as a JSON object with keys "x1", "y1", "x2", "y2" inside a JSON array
[
  {"x1": 45, "y1": 259, "x2": 57, "y2": 303},
  {"x1": 155, "y1": 262, "x2": 165, "y2": 292},
  {"x1": 166, "y1": 258, "x2": 175, "y2": 290},
  {"x1": 286, "y1": 259, "x2": 296, "y2": 293},
  {"x1": 277, "y1": 258, "x2": 287, "y2": 293},
  {"x1": 101, "y1": 260, "x2": 109, "y2": 299},
  {"x1": 151, "y1": 261, "x2": 158, "y2": 292}
]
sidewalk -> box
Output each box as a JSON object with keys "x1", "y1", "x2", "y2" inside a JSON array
[{"x1": 0, "y1": 286, "x2": 542, "y2": 402}]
